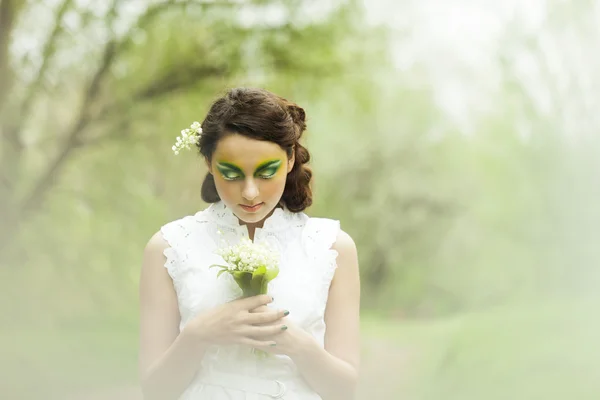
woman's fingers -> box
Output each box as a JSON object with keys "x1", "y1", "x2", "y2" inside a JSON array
[
  {"x1": 236, "y1": 294, "x2": 274, "y2": 311},
  {"x1": 245, "y1": 309, "x2": 289, "y2": 325},
  {"x1": 244, "y1": 323, "x2": 288, "y2": 338},
  {"x1": 249, "y1": 305, "x2": 270, "y2": 313}
]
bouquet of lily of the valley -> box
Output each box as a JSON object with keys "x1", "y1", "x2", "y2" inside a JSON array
[
  {"x1": 210, "y1": 237, "x2": 280, "y2": 298},
  {"x1": 210, "y1": 237, "x2": 280, "y2": 358}
]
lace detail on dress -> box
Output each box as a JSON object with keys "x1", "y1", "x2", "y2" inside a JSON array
[
  {"x1": 160, "y1": 216, "x2": 196, "y2": 285},
  {"x1": 302, "y1": 218, "x2": 341, "y2": 316}
]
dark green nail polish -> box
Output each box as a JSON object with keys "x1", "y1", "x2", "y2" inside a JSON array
[
  {"x1": 281, "y1": 325, "x2": 288, "y2": 330},
  {"x1": 270, "y1": 342, "x2": 277, "y2": 347},
  {"x1": 283, "y1": 310, "x2": 290, "y2": 316}
]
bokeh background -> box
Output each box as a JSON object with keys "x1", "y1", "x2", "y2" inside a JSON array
[{"x1": 1, "y1": 0, "x2": 600, "y2": 399}]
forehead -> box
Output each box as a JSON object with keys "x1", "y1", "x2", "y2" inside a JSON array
[{"x1": 213, "y1": 133, "x2": 286, "y2": 167}]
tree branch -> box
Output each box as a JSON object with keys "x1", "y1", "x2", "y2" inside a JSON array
[
  {"x1": 17, "y1": 40, "x2": 116, "y2": 221},
  {"x1": 17, "y1": 0, "x2": 74, "y2": 130},
  {"x1": 138, "y1": 64, "x2": 228, "y2": 100},
  {"x1": 80, "y1": 63, "x2": 228, "y2": 147},
  {"x1": 0, "y1": 0, "x2": 19, "y2": 113},
  {"x1": 0, "y1": 0, "x2": 26, "y2": 210},
  {"x1": 0, "y1": 1, "x2": 74, "y2": 201},
  {"x1": 114, "y1": 0, "x2": 240, "y2": 55},
  {"x1": 17, "y1": 0, "x2": 121, "y2": 221}
]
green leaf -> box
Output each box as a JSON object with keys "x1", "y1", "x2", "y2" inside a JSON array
[
  {"x1": 216, "y1": 269, "x2": 228, "y2": 278},
  {"x1": 232, "y1": 271, "x2": 253, "y2": 296},
  {"x1": 255, "y1": 266, "x2": 280, "y2": 295},
  {"x1": 251, "y1": 266, "x2": 267, "y2": 294},
  {"x1": 260, "y1": 278, "x2": 269, "y2": 295},
  {"x1": 265, "y1": 266, "x2": 280, "y2": 282}
]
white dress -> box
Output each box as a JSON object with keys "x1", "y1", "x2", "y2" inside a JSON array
[{"x1": 160, "y1": 201, "x2": 341, "y2": 399}]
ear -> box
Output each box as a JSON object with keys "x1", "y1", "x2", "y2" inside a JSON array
[
  {"x1": 204, "y1": 157, "x2": 213, "y2": 174},
  {"x1": 287, "y1": 147, "x2": 295, "y2": 173}
]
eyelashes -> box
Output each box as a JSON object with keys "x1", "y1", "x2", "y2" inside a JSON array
[
  {"x1": 257, "y1": 168, "x2": 278, "y2": 179},
  {"x1": 220, "y1": 169, "x2": 278, "y2": 181},
  {"x1": 216, "y1": 160, "x2": 282, "y2": 181}
]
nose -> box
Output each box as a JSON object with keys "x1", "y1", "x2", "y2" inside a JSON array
[{"x1": 242, "y1": 178, "x2": 259, "y2": 201}]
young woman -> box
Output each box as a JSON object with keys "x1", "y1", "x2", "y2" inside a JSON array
[{"x1": 139, "y1": 87, "x2": 361, "y2": 400}]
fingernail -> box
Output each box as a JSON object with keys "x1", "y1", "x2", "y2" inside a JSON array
[
  {"x1": 283, "y1": 310, "x2": 290, "y2": 316},
  {"x1": 281, "y1": 325, "x2": 288, "y2": 331},
  {"x1": 270, "y1": 342, "x2": 277, "y2": 347}
]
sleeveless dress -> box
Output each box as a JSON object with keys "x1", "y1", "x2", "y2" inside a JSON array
[{"x1": 160, "y1": 201, "x2": 341, "y2": 399}]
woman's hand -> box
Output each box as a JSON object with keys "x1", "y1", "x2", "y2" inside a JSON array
[
  {"x1": 249, "y1": 307, "x2": 316, "y2": 358},
  {"x1": 184, "y1": 294, "x2": 288, "y2": 348}
]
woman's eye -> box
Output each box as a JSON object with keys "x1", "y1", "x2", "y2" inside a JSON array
[
  {"x1": 258, "y1": 169, "x2": 277, "y2": 179},
  {"x1": 223, "y1": 174, "x2": 242, "y2": 181}
]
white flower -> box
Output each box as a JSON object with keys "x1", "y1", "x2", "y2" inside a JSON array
[
  {"x1": 191, "y1": 121, "x2": 202, "y2": 133},
  {"x1": 172, "y1": 121, "x2": 202, "y2": 155},
  {"x1": 213, "y1": 238, "x2": 279, "y2": 273}
]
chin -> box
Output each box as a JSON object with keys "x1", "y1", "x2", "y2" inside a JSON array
[{"x1": 233, "y1": 203, "x2": 270, "y2": 222}]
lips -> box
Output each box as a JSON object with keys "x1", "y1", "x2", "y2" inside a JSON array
[{"x1": 240, "y1": 202, "x2": 264, "y2": 212}]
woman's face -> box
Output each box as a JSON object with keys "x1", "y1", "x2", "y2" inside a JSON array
[{"x1": 207, "y1": 133, "x2": 294, "y2": 225}]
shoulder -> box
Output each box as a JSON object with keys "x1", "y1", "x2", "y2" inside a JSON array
[
  {"x1": 302, "y1": 216, "x2": 340, "y2": 248},
  {"x1": 141, "y1": 229, "x2": 173, "y2": 271},
  {"x1": 140, "y1": 216, "x2": 194, "y2": 273},
  {"x1": 304, "y1": 216, "x2": 340, "y2": 234},
  {"x1": 144, "y1": 230, "x2": 170, "y2": 256},
  {"x1": 330, "y1": 229, "x2": 360, "y2": 286},
  {"x1": 141, "y1": 227, "x2": 185, "y2": 283},
  {"x1": 161, "y1": 213, "x2": 201, "y2": 231},
  {"x1": 303, "y1": 216, "x2": 358, "y2": 261},
  {"x1": 148, "y1": 210, "x2": 214, "y2": 278},
  {"x1": 159, "y1": 210, "x2": 209, "y2": 247},
  {"x1": 332, "y1": 229, "x2": 359, "y2": 272},
  {"x1": 140, "y1": 231, "x2": 172, "y2": 282},
  {"x1": 331, "y1": 229, "x2": 357, "y2": 258}
]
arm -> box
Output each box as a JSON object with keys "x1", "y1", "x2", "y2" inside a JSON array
[
  {"x1": 138, "y1": 231, "x2": 210, "y2": 400},
  {"x1": 290, "y1": 229, "x2": 361, "y2": 400}
]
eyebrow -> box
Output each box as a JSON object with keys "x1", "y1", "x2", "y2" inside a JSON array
[
  {"x1": 216, "y1": 162, "x2": 243, "y2": 174},
  {"x1": 216, "y1": 159, "x2": 281, "y2": 175},
  {"x1": 254, "y1": 159, "x2": 281, "y2": 173}
]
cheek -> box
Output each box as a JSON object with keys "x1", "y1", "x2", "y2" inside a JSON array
[
  {"x1": 213, "y1": 178, "x2": 237, "y2": 199},
  {"x1": 260, "y1": 173, "x2": 287, "y2": 196}
]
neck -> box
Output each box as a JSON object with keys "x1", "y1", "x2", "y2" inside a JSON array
[{"x1": 237, "y1": 203, "x2": 283, "y2": 240}]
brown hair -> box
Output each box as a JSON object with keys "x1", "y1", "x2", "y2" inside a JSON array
[{"x1": 198, "y1": 87, "x2": 312, "y2": 212}]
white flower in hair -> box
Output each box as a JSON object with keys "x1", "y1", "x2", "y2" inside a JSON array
[{"x1": 172, "y1": 121, "x2": 202, "y2": 155}]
